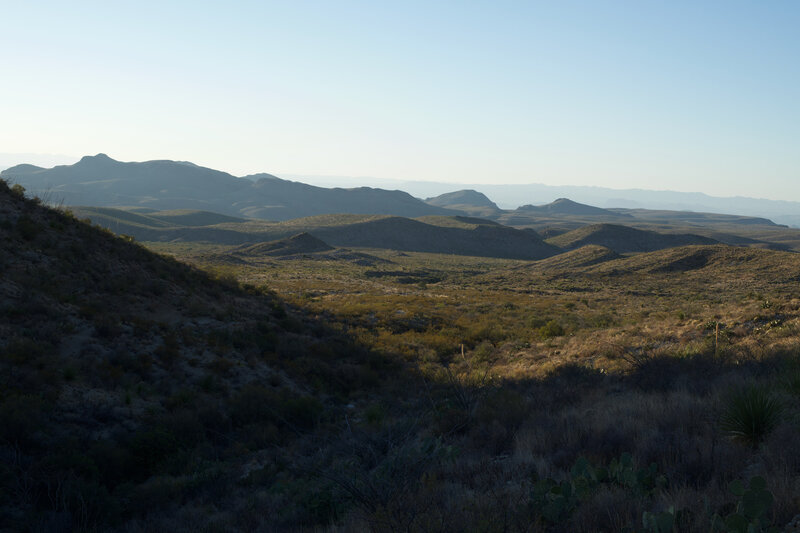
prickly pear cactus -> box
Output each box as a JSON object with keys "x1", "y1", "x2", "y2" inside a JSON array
[{"x1": 722, "y1": 476, "x2": 778, "y2": 533}]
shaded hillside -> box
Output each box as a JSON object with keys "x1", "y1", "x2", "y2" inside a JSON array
[
  {"x1": 290, "y1": 216, "x2": 560, "y2": 259},
  {"x1": 70, "y1": 206, "x2": 257, "y2": 244},
  {"x1": 71, "y1": 208, "x2": 560, "y2": 259},
  {"x1": 146, "y1": 209, "x2": 247, "y2": 226},
  {"x1": 1, "y1": 154, "x2": 459, "y2": 221},
  {"x1": 234, "y1": 232, "x2": 333, "y2": 257},
  {"x1": 71, "y1": 206, "x2": 177, "y2": 229},
  {"x1": 547, "y1": 223, "x2": 718, "y2": 253},
  {"x1": 70, "y1": 207, "x2": 245, "y2": 231},
  {"x1": 0, "y1": 180, "x2": 392, "y2": 530}
]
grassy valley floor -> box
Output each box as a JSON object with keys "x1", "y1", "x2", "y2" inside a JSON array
[{"x1": 144, "y1": 240, "x2": 800, "y2": 531}]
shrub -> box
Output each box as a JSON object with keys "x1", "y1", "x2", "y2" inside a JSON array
[
  {"x1": 16, "y1": 215, "x2": 42, "y2": 240},
  {"x1": 539, "y1": 320, "x2": 565, "y2": 339},
  {"x1": 781, "y1": 361, "x2": 800, "y2": 397},
  {"x1": 155, "y1": 333, "x2": 181, "y2": 367},
  {"x1": 719, "y1": 385, "x2": 783, "y2": 447},
  {"x1": 0, "y1": 394, "x2": 47, "y2": 446},
  {"x1": 128, "y1": 426, "x2": 180, "y2": 477},
  {"x1": 364, "y1": 403, "x2": 386, "y2": 426},
  {"x1": 10, "y1": 183, "x2": 25, "y2": 198},
  {"x1": 230, "y1": 385, "x2": 322, "y2": 431}
]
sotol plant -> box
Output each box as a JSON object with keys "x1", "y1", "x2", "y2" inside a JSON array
[{"x1": 719, "y1": 385, "x2": 783, "y2": 448}]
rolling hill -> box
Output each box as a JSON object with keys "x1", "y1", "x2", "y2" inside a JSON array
[
  {"x1": 525, "y1": 244, "x2": 620, "y2": 271},
  {"x1": 72, "y1": 208, "x2": 561, "y2": 259},
  {"x1": 545, "y1": 223, "x2": 718, "y2": 253},
  {"x1": 584, "y1": 244, "x2": 800, "y2": 282},
  {"x1": 233, "y1": 232, "x2": 334, "y2": 257},
  {"x1": 309, "y1": 216, "x2": 559, "y2": 259}
]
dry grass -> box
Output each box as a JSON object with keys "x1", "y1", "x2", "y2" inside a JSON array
[{"x1": 140, "y1": 239, "x2": 800, "y2": 530}]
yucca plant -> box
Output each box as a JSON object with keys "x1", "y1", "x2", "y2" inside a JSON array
[{"x1": 719, "y1": 386, "x2": 783, "y2": 448}]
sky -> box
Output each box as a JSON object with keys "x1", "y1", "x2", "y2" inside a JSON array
[{"x1": 2, "y1": 1, "x2": 799, "y2": 200}]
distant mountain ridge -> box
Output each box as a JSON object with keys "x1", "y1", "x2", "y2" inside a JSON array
[
  {"x1": 4, "y1": 155, "x2": 798, "y2": 240},
  {"x1": 286, "y1": 176, "x2": 800, "y2": 228},
  {"x1": 516, "y1": 198, "x2": 632, "y2": 218},
  {"x1": 1, "y1": 154, "x2": 458, "y2": 221}
]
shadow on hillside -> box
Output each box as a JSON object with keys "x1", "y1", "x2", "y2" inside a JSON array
[{"x1": 307, "y1": 346, "x2": 798, "y2": 532}]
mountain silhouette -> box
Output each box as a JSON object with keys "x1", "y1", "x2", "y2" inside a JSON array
[{"x1": 1, "y1": 154, "x2": 459, "y2": 221}]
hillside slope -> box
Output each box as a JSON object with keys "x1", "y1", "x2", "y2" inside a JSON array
[
  {"x1": 0, "y1": 181, "x2": 389, "y2": 530},
  {"x1": 525, "y1": 245, "x2": 620, "y2": 271},
  {"x1": 586, "y1": 244, "x2": 800, "y2": 280},
  {"x1": 547, "y1": 223, "x2": 718, "y2": 253}
]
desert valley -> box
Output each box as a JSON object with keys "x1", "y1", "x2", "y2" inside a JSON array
[{"x1": 2, "y1": 156, "x2": 800, "y2": 531}]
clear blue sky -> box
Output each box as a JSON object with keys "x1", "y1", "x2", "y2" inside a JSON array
[{"x1": 2, "y1": 1, "x2": 798, "y2": 200}]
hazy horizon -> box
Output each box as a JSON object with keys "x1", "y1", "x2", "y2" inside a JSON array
[{"x1": 3, "y1": 152, "x2": 800, "y2": 208}]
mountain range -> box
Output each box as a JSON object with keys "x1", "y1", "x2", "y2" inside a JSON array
[
  {"x1": 1, "y1": 154, "x2": 458, "y2": 221},
  {"x1": 4, "y1": 155, "x2": 799, "y2": 228},
  {"x1": 291, "y1": 176, "x2": 800, "y2": 228},
  {"x1": 5, "y1": 154, "x2": 796, "y2": 256}
]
